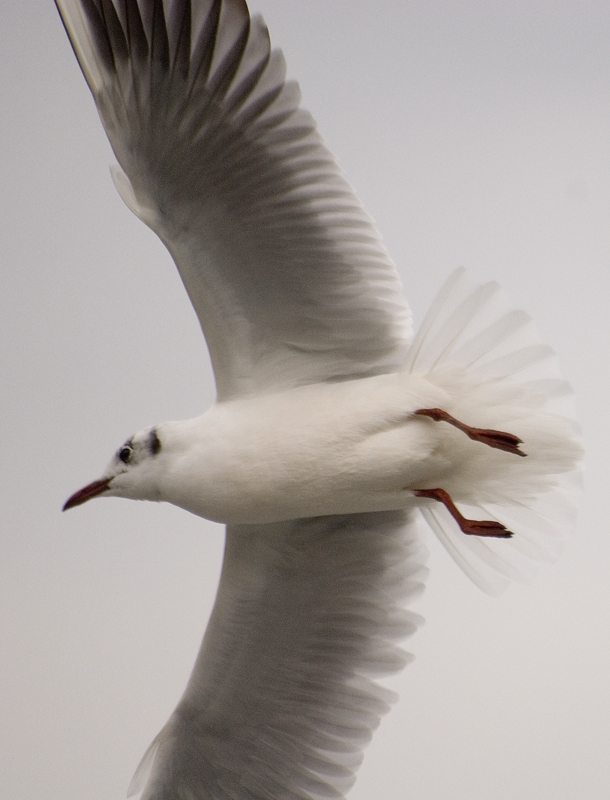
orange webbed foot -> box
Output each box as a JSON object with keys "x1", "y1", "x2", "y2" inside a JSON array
[
  {"x1": 414, "y1": 408, "x2": 526, "y2": 457},
  {"x1": 414, "y1": 488, "x2": 513, "y2": 539}
]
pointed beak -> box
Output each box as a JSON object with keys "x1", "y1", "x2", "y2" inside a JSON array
[{"x1": 63, "y1": 478, "x2": 112, "y2": 511}]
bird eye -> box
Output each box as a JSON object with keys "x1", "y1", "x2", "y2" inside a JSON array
[{"x1": 119, "y1": 446, "x2": 133, "y2": 464}]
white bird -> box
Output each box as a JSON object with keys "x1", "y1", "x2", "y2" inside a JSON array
[{"x1": 56, "y1": 1, "x2": 582, "y2": 798}]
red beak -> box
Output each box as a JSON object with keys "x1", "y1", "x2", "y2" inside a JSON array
[{"x1": 63, "y1": 478, "x2": 112, "y2": 511}]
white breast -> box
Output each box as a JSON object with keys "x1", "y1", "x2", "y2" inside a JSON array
[{"x1": 159, "y1": 372, "x2": 452, "y2": 524}]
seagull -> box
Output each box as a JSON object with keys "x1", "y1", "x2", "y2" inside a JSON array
[{"x1": 56, "y1": 1, "x2": 582, "y2": 798}]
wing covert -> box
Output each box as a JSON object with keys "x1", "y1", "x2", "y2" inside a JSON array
[{"x1": 55, "y1": 0, "x2": 413, "y2": 398}]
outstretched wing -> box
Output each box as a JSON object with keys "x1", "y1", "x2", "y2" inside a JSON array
[
  {"x1": 55, "y1": 0, "x2": 412, "y2": 399},
  {"x1": 128, "y1": 512, "x2": 426, "y2": 800}
]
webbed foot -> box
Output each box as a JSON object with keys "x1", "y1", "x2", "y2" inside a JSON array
[
  {"x1": 414, "y1": 408, "x2": 526, "y2": 457},
  {"x1": 414, "y1": 487, "x2": 513, "y2": 538}
]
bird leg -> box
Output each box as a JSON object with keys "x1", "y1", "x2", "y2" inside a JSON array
[
  {"x1": 413, "y1": 488, "x2": 513, "y2": 538},
  {"x1": 414, "y1": 408, "x2": 526, "y2": 457}
]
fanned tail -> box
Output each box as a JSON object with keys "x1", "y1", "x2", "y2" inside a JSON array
[{"x1": 407, "y1": 268, "x2": 582, "y2": 595}]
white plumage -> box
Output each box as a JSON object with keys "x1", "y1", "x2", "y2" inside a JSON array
[{"x1": 55, "y1": 1, "x2": 582, "y2": 798}]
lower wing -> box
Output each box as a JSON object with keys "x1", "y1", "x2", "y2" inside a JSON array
[{"x1": 131, "y1": 511, "x2": 427, "y2": 800}]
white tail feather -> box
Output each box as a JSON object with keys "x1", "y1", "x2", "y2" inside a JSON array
[{"x1": 409, "y1": 269, "x2": 582, "y2": 594}]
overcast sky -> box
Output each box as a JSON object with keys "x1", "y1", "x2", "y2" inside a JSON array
[{"x1": 1, "y1": 2, "x2": 609, "y2": 798}]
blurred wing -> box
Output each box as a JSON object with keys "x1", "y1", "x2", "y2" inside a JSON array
[
  {"x1": 55, "y1": 0, "x2": 412, "y2": 399},
  {"x1": 129, "y1": 512, "x2": 426, "y2": 800}
]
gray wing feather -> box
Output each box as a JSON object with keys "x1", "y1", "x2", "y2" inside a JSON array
[
  {"x1": 130, "y1": 512, "x2": 426, "y2": 800},
  {"x1": 55, "y1": 0, "x2": 412, "y2": 398}
]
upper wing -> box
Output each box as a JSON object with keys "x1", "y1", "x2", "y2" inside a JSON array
[
  {"x1": 55, "y1": 0, "x2": 412, "y2": 399},
  {"x1": 128, "y1": 511, "x2": 426, "y2": 800}
]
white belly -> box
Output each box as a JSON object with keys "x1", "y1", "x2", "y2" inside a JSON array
[{"x1": 160, "y1": 372, "x2": 455, "y2": 524}]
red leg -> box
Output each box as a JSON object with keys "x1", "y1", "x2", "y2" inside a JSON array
[
  {"x1": 414, "y1": 488, "x2": 513, "y2": 538},
  {"x1": 414, "y1": 408, "x2": 526, "y2": 457}
]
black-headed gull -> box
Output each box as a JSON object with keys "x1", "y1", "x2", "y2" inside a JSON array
[{"x1": 56, "y1": 2, "x2": 582, "y2": 798}]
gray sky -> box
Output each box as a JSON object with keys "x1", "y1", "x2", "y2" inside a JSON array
[{"x1": 1, "y1": 1, "x2": 609, "y2": 798}]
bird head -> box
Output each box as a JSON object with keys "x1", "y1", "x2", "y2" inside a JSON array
[{"x1": 63, "y1": 426, "x2": 165, "y2": 510}]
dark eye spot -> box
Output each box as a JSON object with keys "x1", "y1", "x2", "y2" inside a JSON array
[
  {"x1": 119, "y1": 446, "x2": 133, "y2": 464},
  {"x1": 148, "y1": 428, "x2": 161, "y2": 455}
]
